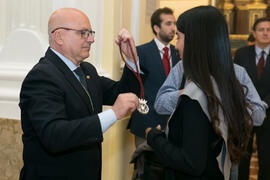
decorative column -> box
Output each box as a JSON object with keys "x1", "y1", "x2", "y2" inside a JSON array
[
  {"x1": 235, "y1": 0, "x2": 267, "y2": 34},
  {"x1": 234, "y1": 2, "x2": 249, "y2": 34},
  {"x1": 246, "y1": 0, "x2": 267, "y2": 33},
  {"x1": 218, "y1": 0, "x2": 235, "y2": 33},
  {"x1": 266, "y1": 0, "x2": 270, "y2": 18}
]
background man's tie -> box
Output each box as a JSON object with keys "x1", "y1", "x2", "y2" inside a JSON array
[
  {"x1": 162, "y1": 47, "x2": 170, "y2": 76},
  {"x1": 257, "y1": 50, "x2": 265, "y2": 79}
]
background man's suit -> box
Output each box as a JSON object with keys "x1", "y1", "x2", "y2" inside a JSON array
[
  {"x1": 19, "y1": 48, "x2": 139, "y2": 180},
  {"x1": 234, "y1": 45, "x2": 270, "y2": 180},
  {"x1": 127, "y1": 39, "x2": 180, "y2": 138}
]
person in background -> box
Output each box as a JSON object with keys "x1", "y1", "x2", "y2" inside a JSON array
[
  {"x1": 146, "y1": 6, "x2": 253, "y2": 180},
  {"x1": 234, "y1": 17, "x2": 270, "y2": 180},
  {"x1": 19, "y1": 8, "x2": 140, "y2": 180},
  {"x1": 128, "y1": 7, "x2": 180, "y2": 179}
]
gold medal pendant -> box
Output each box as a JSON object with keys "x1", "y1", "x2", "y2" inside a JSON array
[{"x1": 137, "y1": 98, "x2": 149, "y2": 114}]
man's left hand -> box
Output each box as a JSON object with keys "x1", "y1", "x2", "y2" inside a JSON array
[{"x1": 145, "y1": 125, "x2": 161, "y2": 138}]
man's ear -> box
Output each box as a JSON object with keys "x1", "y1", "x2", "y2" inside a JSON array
[
  {"x1": 153, "y1": 25, "x2": 160, "y2": 35},
  {"x1": 54, "y1": 31, "x2": 64, "y2": 45}
]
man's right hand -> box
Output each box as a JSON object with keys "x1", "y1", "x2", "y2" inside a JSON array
[{"x1": 112, "y1": 93, "x2": 139, "y2": 120}]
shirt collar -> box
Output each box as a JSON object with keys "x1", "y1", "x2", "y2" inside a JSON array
[
  {"x1": 255, "y1": 44, "x2": 270, "y2": 56},
  {"x1": 50, "y1": 47, "x2": 78, "y2": 71},
  {"x1": 154, "y1": 37, "x2": 170, "y2": 52}
]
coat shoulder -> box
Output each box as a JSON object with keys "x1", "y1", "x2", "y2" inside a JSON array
[
  {"x1": 235, "y1": 45, "x2": 253, "y2": 55},
  {"x1": 136, "y1": 40, "x2": 155, "y2": 52}
]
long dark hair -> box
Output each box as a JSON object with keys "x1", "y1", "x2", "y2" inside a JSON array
[{"x1": 177, "y1": 6, "x2": 252, "y2": 164}]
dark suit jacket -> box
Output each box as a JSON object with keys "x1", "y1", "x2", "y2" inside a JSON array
[
  {"x1": 127, "y1": 39, "x2": 180, "y2": 138},
  {"x1": 147, "y1": 96, "x2": 224, "y2": 180},
  {"x1": 234, "y1": 45, "x2": 270, "y2": 114},
  {"x1": 19, "y1": 48, "x2": 139, "y2": 180}
]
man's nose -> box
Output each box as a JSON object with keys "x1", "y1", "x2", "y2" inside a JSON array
[
  {"x1": 87, "y1": 35, "x2": 95, "y2": 43},
  {"x1": 171, "y1": 24, "x2": 176, "y2": 30}
]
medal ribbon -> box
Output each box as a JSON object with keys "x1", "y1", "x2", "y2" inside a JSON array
[{"x1": 119, "y1": 39, "x2": 144, "y2": 99}]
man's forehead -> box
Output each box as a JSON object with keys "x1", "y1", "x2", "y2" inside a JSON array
[
  {"x1": 49, "y1": 8, "x2": 91, "y2": 29},
  {"x1": 65, "y1": 14, "x2": 91, "y2": 29},
  {"x1": 160, "y1": 13, "x2": 175, "y2": 21},
  {"x1": 257, "y1": 21, "x2": 270, "y2": 27}
]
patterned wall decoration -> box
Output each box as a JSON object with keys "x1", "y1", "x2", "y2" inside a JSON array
[
  {"x1": 218, "y1": 0, "x2": 268, "y2": 49},
  {"x1": 0, "y1": 118, "x2": 23, "y2": 180}
]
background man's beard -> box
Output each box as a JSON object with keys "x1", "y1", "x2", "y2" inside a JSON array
[{"x1": 160, "y1": 33, "x2": 173, "y2": 43}]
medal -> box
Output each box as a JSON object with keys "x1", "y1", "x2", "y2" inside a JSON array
[
  {"x1": 137, "y1": 98, "x2": 149, "y2": 114},
  {"x1": 119, "y1": 39, "x2": 149, "y2": 114}
]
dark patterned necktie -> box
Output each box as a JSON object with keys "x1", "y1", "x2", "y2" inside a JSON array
[
  {"x1": 257, "y1": 50, "x2": 265, "y2": 79},
  {"x1": 74, "y1": 67, "x2": 87, "y2": 89}
]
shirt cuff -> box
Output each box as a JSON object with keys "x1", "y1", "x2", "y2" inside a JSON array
[
  {"x1": 125, "y1": 57, "x2": 143, "y2": 74},
  {"x1": 98, "y1": 109, "x2": 117, "y2": 133}
]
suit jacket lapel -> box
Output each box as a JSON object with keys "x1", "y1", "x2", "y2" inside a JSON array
[
  {"x1": 80, "y1": 64, "x2": 100, "y2": 114},
  {"x1": 261, "y1": 53, "x2": 270, "y2": 79},
  {"x1": 45, "y1": 48, "x2": 94, "y2": 114},
  {"x1": 149, "y1": 40, "x2": 167, "y2": 79},
  {"x1": 248, "y1": 46, "x2": 258, "y2": 81},
  {"x1": 170, "y1": 45, "x2": 179, "y2": 66}
]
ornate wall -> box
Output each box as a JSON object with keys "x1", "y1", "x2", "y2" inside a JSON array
[{"x1": 218, "y1": 0, "x2": 268, "y2": 34}]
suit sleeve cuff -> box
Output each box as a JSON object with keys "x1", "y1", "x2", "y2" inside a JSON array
[
  {"x1": 125, "y1": 57, "x2": 143, "y2": 74},
  {"x1": 98, "y1": 109, "x2": 117, "y2": 133}
]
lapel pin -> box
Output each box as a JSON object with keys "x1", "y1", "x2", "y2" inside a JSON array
[{"x1": 86, "y1": 75, "x2": 91, "y2": 79}]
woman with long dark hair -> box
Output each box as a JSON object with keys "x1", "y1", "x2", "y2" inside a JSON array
[{"x1": 146, "y1": 6, "x2": 253, "y2": 180}]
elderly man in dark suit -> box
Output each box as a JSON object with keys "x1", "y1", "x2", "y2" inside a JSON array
[
  {"x1": 234, "y1": 17, "x2": 270, "y2": 180},
  {"x1": 19, "y1": 8, "x2": 140, "y2": 180}
]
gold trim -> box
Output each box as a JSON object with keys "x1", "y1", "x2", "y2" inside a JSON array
[
  {"x1": 236, "y1": 5, "x2": 248, "y2": 10},
  {"x1": 224, "y1": 3, "x2": 234, "y2": 10},
  {"x1": 254, "y1": 0, "x2": 265, "y2": 3},
  {"x1": 218, "y1": 2, "x2": 234, "y2": 10},
  {"x1": 237, "y1": 3, "x2": 267, "y2": 10},
  {"x1": 246, "y1": 3, "x2": 267, "y2": 10},
  {"x1": 230, "y1": 34, "x2": 249, "y2": 40}
]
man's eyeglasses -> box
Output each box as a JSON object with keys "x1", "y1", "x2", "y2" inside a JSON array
[
  {"x1": 256, "y1": 28, "x2": 270, "y2": 33},
  {"x1": 51, "y1": 27, "x2": 95, "y2": 39}
]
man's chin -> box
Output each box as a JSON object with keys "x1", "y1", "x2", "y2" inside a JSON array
[
  {"x1": 82, "y1": 53, "x2": 90, "y2": 60},
  {"x1": 163, "y1": 38, "x2": 173, "y2": 44},
  {"x1": 261, "y1": 41, "x2": 270, "y2": 45},
  {"x1": 167, "y1": 36, "x2": 175, "y2": 42}
]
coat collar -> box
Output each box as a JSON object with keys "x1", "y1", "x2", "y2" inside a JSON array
[
  {"x1": 45, "y1": 47, "x2": 94, "y2": 114},
  {"x1": 149, "y1": 39, "x2": 179, "y2": 77}
]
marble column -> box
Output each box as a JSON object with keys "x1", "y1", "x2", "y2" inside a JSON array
[{"x1": 218, "y1": 0, "x2": 235, "y2": 33}]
